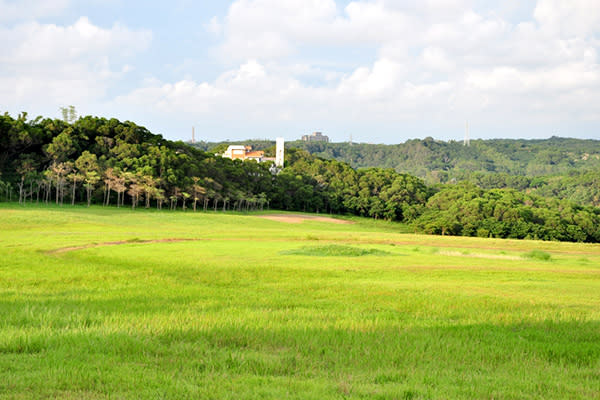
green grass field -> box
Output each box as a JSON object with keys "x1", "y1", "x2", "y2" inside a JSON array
[{"x1": 1, "y1": 204, "x2": 600, "y2": 399}]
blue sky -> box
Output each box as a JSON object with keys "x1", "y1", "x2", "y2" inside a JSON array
[{"x1": 1, "y1": 0, "x2": 599, "y2": 143}]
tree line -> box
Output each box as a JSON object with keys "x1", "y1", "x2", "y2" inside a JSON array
[
  {"x1": 415, "y1": 184, "x2": 600, "y2": 242},
  {"x1": 2, "y1": 111, "x2": 600, "y2": 242},
  {"x1": 193, "y1": 137, "x2": 600, "y2": 208}
]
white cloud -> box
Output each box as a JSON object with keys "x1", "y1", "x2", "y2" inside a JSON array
[
  {"x1": 0, "y1": 0, "x2": 71, "y2": 22},
  {"x1": 338, "y1": 58, "x2": 405, "y2": 100},
  {"x1": 116, "y1": 60, "x2": 303, "y2": 118},
  {"x1": 117, "y1": 57, "x2": 455, "y2": 128},
  {"x1": 123, "y1": 0, "x2": 600, "y2": 140},
  {"x1": 2, "y1": 17, "x2": 150, "y2": 63},
  {"x1": 421, "y1": 47, "x2": 455, "y2": 71},
  {"x1": 4, "y1": 0, "x2": 599, "y2": 140},
  {"x1": 0, "y1": 17, "x2": 152, "y2": 107},
  {"x1": 466, "y1": 62, "x2": 600, "y2": 93},
  {"x1": 534, "y1": 0, "x2": 600, "y2": 36},
  {"x1": 216, "y1": 0, "x2": 339, "y2": 61},
  {"x1": 212, "y1": 0, "x2": 430, "y2": 63}
]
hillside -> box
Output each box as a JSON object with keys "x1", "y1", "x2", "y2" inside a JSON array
[
  {"x1": 2, "y1": 112, "x2": 600, "y2": 242},
  {"x1": 192, "y1": 138, "x2": 600, "y2": 207},
  {"x1": 192, "y1": 137, "x2": 600, "y2": 179}
]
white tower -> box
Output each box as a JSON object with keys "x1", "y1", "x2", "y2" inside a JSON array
[
  {"x1": 275, "y1": 137, "x2": 284, "y2": 167},
  {"x1": 464, "y1": 121, "x2": 470, "y2": 147}
]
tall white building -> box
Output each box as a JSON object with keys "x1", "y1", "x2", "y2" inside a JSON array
[{"x1": 275, "y1": 137, "x2": 285, "y2": 167}]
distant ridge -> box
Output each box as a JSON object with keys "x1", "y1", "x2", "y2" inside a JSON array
[{"x1": 190, "y1": 137, "x2": 600, "y2": 181}]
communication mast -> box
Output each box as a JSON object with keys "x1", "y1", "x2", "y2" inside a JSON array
[{"x1": 464, "y1": 122, "x2": 470, "y2": 147}]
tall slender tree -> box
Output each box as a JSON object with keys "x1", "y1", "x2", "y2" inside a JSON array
[
  {"x1": 75, "y1": 151, "x2": 100, "y2": 207},
  {"x1": 67, "y1": 168, "x2": 84, "y2": 205}
]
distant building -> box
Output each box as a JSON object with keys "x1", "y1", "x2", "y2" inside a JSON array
[
  {"x1": 222, "y1": 145, "x2": 265, "y2": 162},
  {"x1": 301, "y1": 131, "x2": 329, "y2": 142},
  {"x1": 222, "y1": 145, "x2": 250, "y2": 160},
  {"x1": 221, "y1": 140, "x2": 284, "y2": 166}
]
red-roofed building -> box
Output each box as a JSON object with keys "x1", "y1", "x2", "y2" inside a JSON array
[{"x1": 222, "y1": 145, "x2": 265, "y2": 162}]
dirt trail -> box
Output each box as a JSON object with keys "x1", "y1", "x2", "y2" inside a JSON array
[
  {"x1": 48, "y1": 238, "x2": 195, "y2": 254},
  {"x1": 258, "y1": 214, "x2": 354, "y2": 224}
]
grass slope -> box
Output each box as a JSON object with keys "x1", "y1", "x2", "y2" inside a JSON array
[{"x1": 1, "y1": 204, "x2": 600, "y2": 399}]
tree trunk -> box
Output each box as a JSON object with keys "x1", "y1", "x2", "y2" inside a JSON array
[
  {"x1": 106, "y1": 184, "x2": 111, "y2": 206},
  {"x1": 72, "y1": 180, "x2": 76, "y2": 205},
  {"x1": 18, "y1": 177, "x2": 24, "y2": 204}
]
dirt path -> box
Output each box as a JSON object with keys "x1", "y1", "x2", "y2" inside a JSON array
[
  {"x1": 48, "y1": 238, "x2": 195, "y2": 254},
  {"x1": 257, "y1": 214, "x2": 354, "y2": 224}
]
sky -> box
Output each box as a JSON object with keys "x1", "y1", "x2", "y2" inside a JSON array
[{"x1": 1, "y1": 0, "x2": 599, "y2": 143}]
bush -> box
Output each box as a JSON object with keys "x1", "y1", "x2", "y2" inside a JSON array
[
  {"x1": 521, "y1": 250, "x2": 552, "y2": 261},
  {"x1": 281, "y1": 244, "x2": 389, "y2": 257}
]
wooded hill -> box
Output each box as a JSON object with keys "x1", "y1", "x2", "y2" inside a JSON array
[
  {"x1": 192, "y1": 138, "x2": 600, "y2": 208},
  {"x1": 194, "y1": 137, "x2": 600, "y2": 177},
  {"x1": 2, "y1": 111, "x2": 600, "y2": 242}
]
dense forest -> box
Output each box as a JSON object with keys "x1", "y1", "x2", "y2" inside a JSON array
[
  {"x1": 193, "y1": 138, "x2": 600, "y2": 207},
  {"x1": 2, "y1": 112, "x2": 600, "y2": 242}
]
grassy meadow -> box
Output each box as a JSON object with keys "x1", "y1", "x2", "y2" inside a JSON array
[{"x1": 1, "y1": 203, "x2": 600, "y2": 399}]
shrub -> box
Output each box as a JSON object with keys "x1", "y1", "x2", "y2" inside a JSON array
[
  {"x1": 521, "y1": 250, "x2": 552, "y2": 261},
  {"x1": 281, "y1": 244, "x2": 389, "y2": 257}
]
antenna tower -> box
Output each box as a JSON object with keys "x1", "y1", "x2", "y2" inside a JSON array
[
  {"x1": 464, "y1": 122, "x2": 470, "y2": 147},
  {"x1": 192, "y1": 126, "x2": 195, "y2": 144}
]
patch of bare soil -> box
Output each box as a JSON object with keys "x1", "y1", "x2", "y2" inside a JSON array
[
  {"x1": 258, "y1": 214, "x2": 354, "y2": 224},
  {"x1": 48, "y1": 238, "x2": 194, "y2": 254}
]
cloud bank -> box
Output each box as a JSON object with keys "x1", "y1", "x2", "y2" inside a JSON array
[{"x1": 1, "y1": 0, "x2": 599, "y2": 141}]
